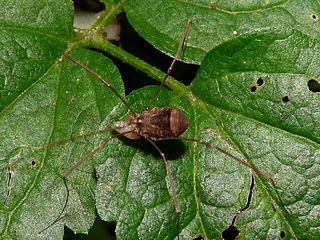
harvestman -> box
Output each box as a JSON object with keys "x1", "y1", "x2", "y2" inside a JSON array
[{"x1": 40, "y1": 19, "x2": 273, "y2": 234}]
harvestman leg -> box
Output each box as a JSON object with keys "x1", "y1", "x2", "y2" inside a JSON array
[
  {"x1": 148, "y1": 19, "x2": 192, "y2": 108},
  {"x1": 145, "y1": 138, "x2": 181, "y2": 213},
  {"x1": 40, "y1": 19, "x2": 192, "y2": 233},
  {"x1": 39, "y1": 135, "x2": 117, "y2": 233},
  {"x1": 160, "y1": 137, "x2": 274, "y2": 185}
]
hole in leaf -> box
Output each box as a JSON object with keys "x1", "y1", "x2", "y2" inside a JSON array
[
  {"x1": 193, "y1": 236, "x2": 205, "y2": 240},
  {"x1": 31, "y1": 159, "x2": 36, "y2": 166},
  {"x1": 280, "y1": 230, "x2": 286, "y2": 238},
  {"x1": 250, "y1": 86, "x2": 257, "y2": 92},
  {"x1": 240, "y1": 175, "x2": 254, "y2": 211},
  {"x1": 70, "y1": 96, "x2": 77, "y2": 103},
  {"x1": 308, "y1": 79, "x2": 320, "y2": 92},
  {"x1": 257, "y1": 77, "x2": 264, "y2": 86},
  {"x1": 64, "y1": 215, "x2": 116, "y2": 239},
  {"x1": 231, "y1": 176, "x2": 255, "y2": 225},
  {"x1": 282, "y1": 96, "x2": 290, "y2": 102},
  {"x1": 311, "y1": 14, "x2": 318, "y2": 20},
  {"x1": 222, "y1": 225, "x2": 240, "y2": 240}
]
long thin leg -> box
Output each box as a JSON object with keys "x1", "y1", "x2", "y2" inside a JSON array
[
  {"x1": 38, "y1": 177, "x2": 69, "y2": 234},
  {"x1": 148, "y1": 19, "x2": 192, "y2": 108},
  {"x1": 63, "y1": 53, "x2": 134, "y2": 112},
  {"x1": 164, "y1": 19, "x2": 192, "y2": 83},
  {"x1": 158, "y1": 137, "x2": 274, "y2": 187},
  {"x1": 64, "y1": 135, "x2": 117, "y2": 177},
  {"x1": 39, "y1": 135, "x2": 117, "y2": 233},
  {"x1": 41, "y1": 129, "x2": 111, "y2": 151},
  {"x1": 198, "y1": 140, "x2": 272, "y2": 183},
  {"x1": 144, "y1": 138, "x2": 181, "y2": 214}
]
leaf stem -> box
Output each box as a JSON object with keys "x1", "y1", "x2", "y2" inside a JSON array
[
  {"x1": 69, "y1": 0, "x2": 190, "y2": 97},
  {"x1": 91, "y1": 2, "x2": 124, "y2": 35},
  {"x1": 76, "y1": 37, "x2": 189, "y2": 95}
]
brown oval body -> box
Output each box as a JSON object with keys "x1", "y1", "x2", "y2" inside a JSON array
[{"x1": 136, "y1": 108, "x2": 188, "y2": 140}]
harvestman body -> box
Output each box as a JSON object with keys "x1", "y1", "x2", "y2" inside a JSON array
[{"x1": 112, "y1": 108, "x2": 188, "y2": 141}]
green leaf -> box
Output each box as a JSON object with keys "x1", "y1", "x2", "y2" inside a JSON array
[
  {"x1": 0, "y1": 0, "x2": 72, "y2": 111},
  {"x1": 0, "y1": 45, "x2": 126, "y2": 238},
  {"x1": 0, "y1": 0, "x2": 319, "y2": 240},
  {"x1": 94, "y1": 31, "x2": 320, "y2": 240},
  {"x1": 192, "y1": 30, "x2": 320, "y2": 141},
  {"x1": 188, "y1": 30, "x2": 320, "y2": 239},
  {"x1": 124, "y1": 0, "x2": 320, "y2": 64}
]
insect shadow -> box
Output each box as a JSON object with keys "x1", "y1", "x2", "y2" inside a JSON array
[{"x1": 120, "y1": 135, "x2": 187, "y2": 161}]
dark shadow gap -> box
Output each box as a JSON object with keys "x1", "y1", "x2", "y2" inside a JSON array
[{"x1": 64, "y1": 214, "x2": 116, "y2": 240}]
